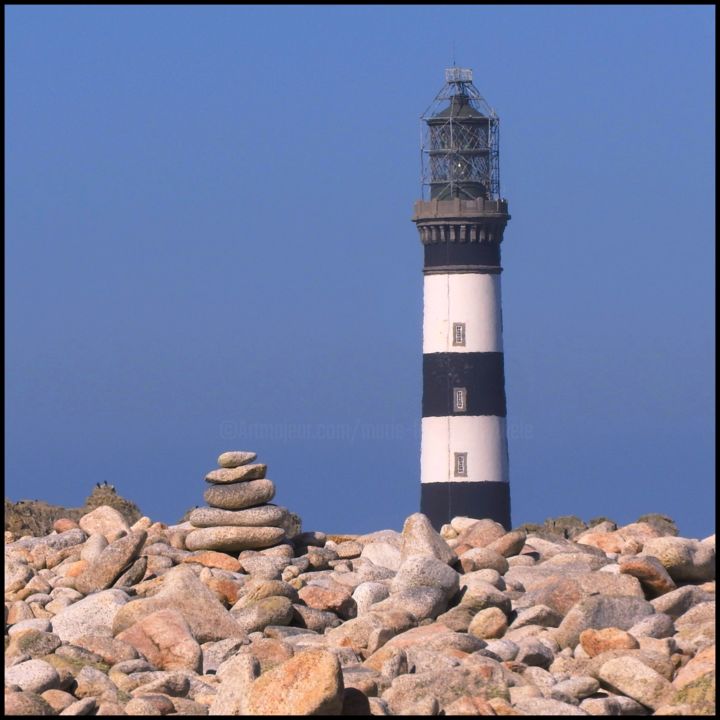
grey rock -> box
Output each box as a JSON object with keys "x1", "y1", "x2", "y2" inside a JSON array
[
  {"x1": 209, "y1": 654, "x2": 259, "y2": 715},
  {"x1": 459, "y1": 546, "x2": 509, "y2": 574},
  {"x1": 7, "y1": 618, "x2": 52, "y2": 636},
  {"x1": 292, "y1": 603, "x2": 342, "y2": 632},
  {"x1": 5, "y1": 659, "x2": 61, "y2": 694},
  {"x1": 78, "y1": 507, "x2": 129, "y2": 540},
  {"x1": 201, "y1": 638, "x2": 250, "y2": 674},
  {"x1": 514, "y1": 697, "x2": 590, "y2": 715},
  {"x1": 406, "y1": 647, "x2": 461, "y2": 674},
  {"x1": 516, "y1": 637, "x2": 555, "y2": 668},
  {"x1": 579, "y1": 696, "x2": 623, "y2": 715},
  {"x1": 232, "y1": 578, "x2": 298, "y2": 610},
  {"x1": 4, "y1": 691, "x2": 56, "y2": 716},
  {"x1": 400, "y1": 513, "x2": 456, "y2": 565},
  {"x1": 360, "y1": 542, "x2": 402, "y2": 571},
  {"x1": 675, "y1": 600, "x2": 715, "y2": 628},
  {"x1": 59, "y1": 697, "x2": 97, "y2": 716},
  {"x1": 5, "y1": 560, "x2": 34, "y2": 593},
  {"x1": 642, "y1": 537, "x2": 715, "y2": 582},
  {"x1": 372, "y1": 586, "x2": 447, "y2": 622},
  {"x1": 74, "y1": 665, "x2": 119, "y2": 702},
  {"x1": 483, "y1": 638, "x2": 519, "y2": 661},
  {"x1": 231, "y1": 595, "x2": 294, "y2": 634},
  {"x1": 435, "y1": 603, "x2": 479, "y2": 632},
  {"x1": 628, "y1": 613, "x2": 675, "y2": 639},
  {"x1": 650, "y1": 584, "x2": 714, "y2": 619},
  {"x1": 598, "y1": 656, "x2": 672, "y2": 711},
  {"x1": 130, "y1": 671, "x2": 190, "y2": 698},
  {"x1": 352, "y1": 581, "x2": 390, "y2": 616},
  {"x1": 80, "y1": 533, "x2": 108, "y2": 563},
  {"x1": 335, "y1": 541, "x2": 363, "y2": 559},
  {"x1": 7, "y1": 629, "x2": 62, "y2": 659},
  {"x1": 185, "y1": 525, "x2": 285, "y2": 552},
  {"x1": 74, "y1": 529, "x2": 147, "y2": 594},
  {"x1": 188, "y1": 505, "x2": 288, "y2": 528},
  {"x1": 204, "y1": 479, "x2": 275, "y2": 510},
  {"x1": 390, "y1": 555, "x2": 459, "y2": 600},
  {"x1": 52, "y1": 589, "x2": 129, "y2": 644},
  {"x1": 113, "y1": 556, "x2": 147, "y2": 588},
  {"x1": 511, "y1": 604, "x2": 563, "y2": 629},
  {"x1": 381, "y1": 661, "x2": 509, "y2": 714},
  {"x1": 205, "y1": 464, "x2": 267, "y2": 484},
  {"x1": 457, "y1": 576, "x2": 512, "y2": 614},
  {"x1": 555, "y1": 595, "x2": 655, "y2": 649},
  {"x1": 552, "y1": 676, "x2": 600, "y2": 701},
  {"x1": 217, "y1": 451, "x2": 257, "y2": 468},
  {"x1": 111, "y1": 658, "x2": 155, "y2": 674},
  {"x1": 112, "y1": 565, "x2": 247, "y2": 643},
  {"x1": 239, "y1": 554, "x2": 291, "y2": 579}
]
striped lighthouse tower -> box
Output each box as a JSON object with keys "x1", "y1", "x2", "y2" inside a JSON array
[{"x1": 413, "y1": 68, "x2": 511, "y2": 530}]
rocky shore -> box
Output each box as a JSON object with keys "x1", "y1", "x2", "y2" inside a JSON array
[{"x1": 4, "y1": 454, "x2": 715, "y2": 716}]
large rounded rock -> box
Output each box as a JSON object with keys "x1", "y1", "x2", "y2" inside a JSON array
[
  {"x1": 555, "y1": 595, "x2": 655, "y2": 649},
  {"x1": 116, "y1": 608, "x2": 202, "y2": 673},
  {"x1": 245, "y1": 649, "x2": 344, "y2": 715},
  {"x1": 218, "y1": 451, "x2": 257, "y2": 468},
  {"x1": 205, "y1": 464, "x2": 267, "y2": 484},
  {"x1": 78, "y1": 506, "x2": 130, "y2": 540},
  {"x1": 4, "y1": 692, "x2": 55, "y2": 716},
  {"x1": 455, "y1": 519, "x2": 507, "y2": 549},
  {"x1": 468, "y1": 607, "x2": 508, "y2": 639},
  {"x1": 74, "y1": 529, "x2": 147, "y2": 595},
  {"x1": 598, "y1": 656, "x2": 672, "y2": 710},
  {"x1": 112, "y1": 565, "x2": 247, "y2": 643},
  {"x1": 642, "y1": 537, "x2": 715, "y2": 582},
  {"x1": 231, "y1": 595, "x2": 294, "y2": 634},
  {"x1": 185, "y1": 526, "x2": 285, "y2": 552},
  {"x1": 188, "y1": 505, "x2": 288, "y2": 528},
  {"x1": 52, "y1": 589, "x2": 129, "y2": 644},
  {"x1": 5, "y1": 659, "x2": 60, "y2": 694},
  {"x1": 619, "y1": 554, "x2": 676, "y2": 597},
  {"x1": 390, "y1": 555, "x2": 459, "y2": 600},
  {"x1": 400, "y1": 513, "x2": 456, "y2": 565},
  {"x1": 204, "y1": 479, "x2": 275, "y2": 510}
]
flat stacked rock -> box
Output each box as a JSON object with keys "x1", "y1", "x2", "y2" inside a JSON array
[{"x1": 185, "y1": 451, "x2": 289, "y2": 552}]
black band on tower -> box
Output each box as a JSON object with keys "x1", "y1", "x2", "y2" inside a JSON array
[
  {"x1": 421, "y1": 480, "x2": 511, "y2": 530},
  {"x1": 424, "y1": 242, "x2": 501, "y2": 269},
  {"x1": 422, "y1": 352, "x2": 507, "y2": 417}
]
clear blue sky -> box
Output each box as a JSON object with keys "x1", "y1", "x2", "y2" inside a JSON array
[{"x1": 6, "y1": 6, "x2": 715, "y2": 537}]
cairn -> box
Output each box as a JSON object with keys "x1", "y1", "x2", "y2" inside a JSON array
[{"x1": 184, "y1": 451, "x2": 292, "y2": 552}]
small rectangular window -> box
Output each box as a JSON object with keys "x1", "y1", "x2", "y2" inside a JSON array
[
  {"x1": 454, "y1": 452, "x2": 468, "y2": 477},
  {"x1": 453, "y1": 387, "x2": 467, "y2": 413},
  {"x1": 452, "y1": 322, "x2": 466, "y2": 346}
]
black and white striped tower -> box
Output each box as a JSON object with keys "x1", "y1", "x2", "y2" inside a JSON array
[{"x1": 413, "y1": 67, "x2": 511, "y2": 530}]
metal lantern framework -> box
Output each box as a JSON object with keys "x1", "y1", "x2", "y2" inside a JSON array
[{"x1": 421, "y1": 67, "x2": 501, "y2": 201}]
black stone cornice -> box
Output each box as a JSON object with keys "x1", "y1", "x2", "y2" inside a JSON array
[{"x1": 412, "y1": 197, "x2": 511, "y2": 246}]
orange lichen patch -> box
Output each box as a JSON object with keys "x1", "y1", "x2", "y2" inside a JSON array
[{"x1": 182, "y1": 551, "x2": 241, "y2": 573}]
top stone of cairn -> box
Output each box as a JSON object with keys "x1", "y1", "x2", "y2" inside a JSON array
[{"x1": 217, "y1": 451, "x2": 257, "y2": 468}]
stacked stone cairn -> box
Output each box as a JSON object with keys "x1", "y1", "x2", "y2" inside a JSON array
[{"x1": 185, "y1": 451, "x2": 292, "y2": 553}]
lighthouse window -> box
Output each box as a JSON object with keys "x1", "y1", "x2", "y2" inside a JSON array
[
  {"x1": 454, "y1": 452, "x2": 468, "y2": 477},
  {"x1": 452, "y1": 322, "x2": 466, "y2": 346},
  {"x1": 453, "y1": 387, "x2": 467, "y2": 412}
]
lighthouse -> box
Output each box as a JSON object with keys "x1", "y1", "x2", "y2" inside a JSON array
[{"x1": 413, "y1": 67, "x2": 512, "y2": 530}]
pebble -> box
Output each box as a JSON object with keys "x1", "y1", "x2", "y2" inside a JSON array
[
  {"x1": 204, "y1": 479, "x2": 275, "y2": 510},
  {"x1": 205, "y1": 464, "x2": 267, "y2": 484},
  {"x1": 188, "y1": 505, "x2": 288, "y2": 528},
  {"x1": 2, "y1": 499, "x2": 715, "y2": 717},
  {"x1": 185, "y1": 526, "x2": 286, "y2": 552},
  {"x1": 217, "y1": 450, "x2": 257, "y2": 468}
]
